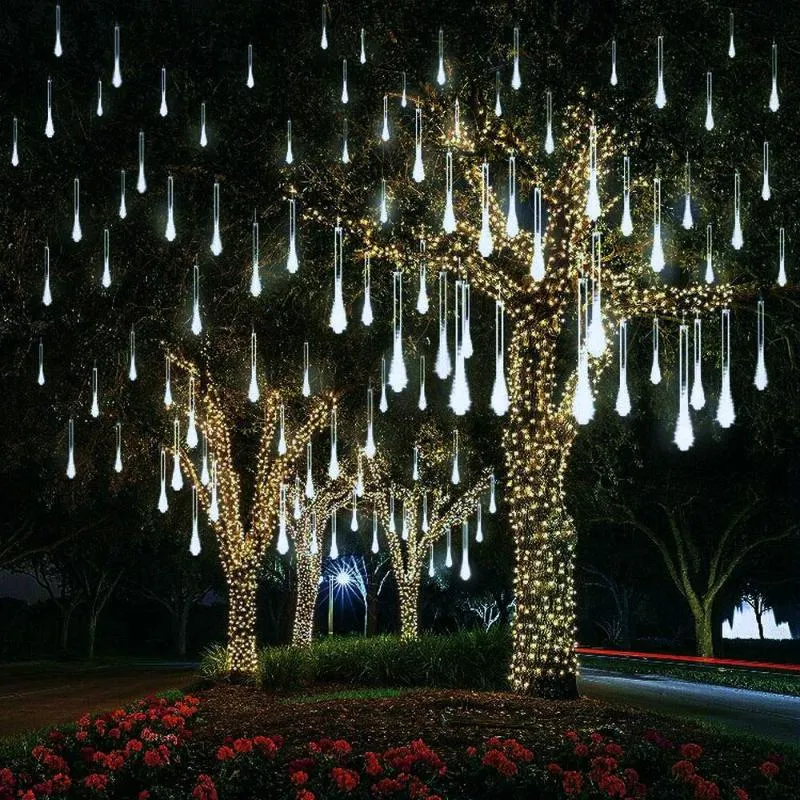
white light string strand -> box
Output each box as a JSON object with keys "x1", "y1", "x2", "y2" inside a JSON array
[
  {"x1": 287, "y1": 197, "x2": 299, "y2": 273},
  {"x1": 37, "y1": 338, "x2": 45, "y2": 386},
  {"x1": 285, "y1": 119, "x2": 294, "y2": 165},
  {"x1": 705, "y1": 72, "x2": 714, "y2": 131},
  {"x1": 210, "y1": 181, "x2": 222, "y2": 255},
  {"x1": 12, "y1": 117, "x2": 19, "y2": 167},
  {"x1": 449, "y1": 278, "x2": 470, "y2": 415},
  {"x1": 650, "y1": 174, "x2": 665, "y2": 272},
  {"x1": 96, "y1": 79, "x2": 103, "y2": 117},
  {"x1": 320, "y1": 3, "x2": 328, "y2": 49},
  {"x1": 769, "y1": 42, "x2": 780, "y2": 112},
  {"x1": 443, "y1": 149, "x2": 456, "y2": 233},
  {"x1": 413, "y1": 107, "x2": 425, "y2": 182},
  {"x1": 119, "y1": 169, "x2": 127, "y2": 218},
  {"x1": 277, "y1": 403, "x2": 287, "y2": 454},
  {"x1": 191, "y1": 262, "x2": 202, "y2": 335},
  {"x1": 762, "y1": 142, "x2": 771, "y2": 201},
  {"x1": 101, "y1": 228, "x2": 111, "y2": 288},
  {"x1": 610, "y1": 38, "x2": 618, "y2": 86},
  {"x1": 303, "y1": 342, "x2": 311, "y2": 397},
  {"x1": 459, "y1": 520, "x2": 471, "y2": 580},
  {"x1": 190, "y1": 485, "x2": 201, "y2": 555},
  {"x1": 277, "y1": 483, "x2": 289, "y2": 553},
  {"x1": 364, "y1": 385, "x2": 376, "y2": 457},
  {"x1": 506, "y1": 153, "x2": 519, "y2": 238},
  {"x1": 731, "y1": 170, "x2": 743, "y2": 250},
  {"x1": 165, "y1": 175, "x2": 176, "y2": 241},
  {"x1": 328, "y1": 405, "x2": 340, "y2": 479},
  {"x1": 620, "y1": 154, "x2": 633, "y2": 236},
  {"x1": 716, "y1": 308, "x2": 736, "y2": 428},
  {"x1": 728, "y1": 11, "x2": 736, "y2": 58},
  {"x1": 389, "y1": 271, "x2": 408, "y2": 391},
  {"x1": 158, "y1": 447, "x2": 168, "y2": 512},
  {"x1": 585, "y1": 120, "x2": 600, "y2": 221},
  {"x1": 586, "y1": 231, "x2": 606, "y2": 357},
  {"x1": 418, "y1": 355, "x2": 428, "y2": 411},
  {"x1": 164, "y1": 354, "x2": 173, "y2": 407},
  {"x1": 705, "y1": 224, "x2": 715, "y2": 284},
  {"x1": 159, "y1": 66, "x2": 168, "y2": 117},
  {"x1": 435, "y1": 271, "x2": 451, "y2": 379},
  {"x1": 90, "y1": 364, "x2": 100, "y2": 417},
  {"x1": 71, "y1": 177, "x2": 82, "y2": 242},
  {"x1": 690, "y1": 316, "x2": 706, "y2": 411},
  {"x1": 66, "y1": 418, "x2": 76, "y2": 479},
  {"x1": 248, "y1": 330, "x2": 259, "y2": 402},
  {"x1": 494, "y1": 70, "x2": 502, "y2": 117},
  {"x1": 544, "y1": 89, "x2": 555, "y2": 154},
  {"x1": 137, "y1": 131, "x2": 146, "y2": 193},
  {"x1": 171, "y1": 418, "x2": 183, "y2": 490},
  {"x1": 54, "y1": 5, "x2": 62, "y2": 56},
  {"x1": 650, "y1": 317, "x2": 662, "y2": 384},
  {"x1": 655, "y1": 34, "x2": 666, "y2": 108},
  {"x1": 417, "y1": 238, "x2": 430, "y2": 313},
  {"x1": 754, "y1": 299, "x2": 768, "y2": 391},
  {"x1": 200, "y1": 432, "x2": 210, "y2": 486},
  {"x1": 186, "y1": 375, "x2": 198, "y2": 448},
  {"x1": 490, "y1": 298, "x2": 509, "y2": 416},
  {"x1": 682, "y1": 156, "x2": 694, "y2": 229},
  {"x1": 330, "y1": 222, "x2": 347, "y2": 333},
  {"x1": 437, "y1": 28, "x2": 446, "y2": 85},
  {"x1": 531, "y1": 187, "x2": 545, "y2": 280},
  {"x1": 250, "y1": 213, "x2": 261, "y2": 296},
  {"x1": 673, "y1": 323, "x2": 694, "y2": 452},
  {"x1": 45, "y1": 77, "x2": 54, "y2": 138},
  {"x1": 112, "y1": 24, "x2": 122, "y2": 87},
  {"x1": 362, "y1": 254, "x2": 373, "y2": 326},
  {"x1": 512, "y1": 25, "x2": 522, "y2": 89},
  {"x1": 572, "y1": 276, "x2": 594, "y2": 424},
  {"x1": 379, "y1": 356, "x2": 388, "y2": 412},
  {"x1": 615, "y1": 319, "x2": 631, "y2": 417},
  {"x1": 479, "y1": 161, "x2": 494, "y2": 257},
  {"x1": 451, "y1": 430, "x2": 460, "y2": 484},
  {"x1": 341, "y1": 117, "x2": 350, "y2": 164},
  {"x1": 305, "y1": 442, "x2": 315, "y2": 499},
  {"x1": 42, "y1": 244, "x2": 52, "y2": 306},
  {"x1": 128, "y1": 328, "x2": 137, "y2": 381},
  {"x1": 247, "y1": 43, "x2": 255, "y2": 88},
  {"x1": 200, "y1": 102, "x2": 208, "y2": 148},
  {"x1": 777, "y1": 227, "x2": 787, "y2": 286}
]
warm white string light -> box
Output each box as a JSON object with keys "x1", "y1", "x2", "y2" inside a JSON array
[
  {"x1": 673, "y1": 323, "x2": 694, "y2": 452},
  {"x1": 754, "y1": 299, "x2": 768, "y2": 391},
  {"x1": 716, "y1": 308, "x2": 736, "y2": 428}
]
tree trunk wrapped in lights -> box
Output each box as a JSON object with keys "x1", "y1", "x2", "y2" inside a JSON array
[
  {"x1": 369, "y1": 453, "x2": 491, "y2": 641},
  {"x1": 173, "y1": 357, "x2": 331, "y2": 675},
  {"x1": 301, "y1": 92, "x2": 761, "y2": 696}
]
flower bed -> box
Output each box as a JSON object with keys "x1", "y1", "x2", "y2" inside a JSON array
[{"x1": 0, "y1": 693, "x2": 794, "y2": 799}]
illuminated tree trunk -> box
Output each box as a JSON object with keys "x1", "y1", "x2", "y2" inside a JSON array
[
  {"x1": 396, "y1": 568, "x2": 421, "y2": 640},
  {"x1": 505, "y1": 325, "x2": 579, "y2": 698},
  {"x1": 226, "y1": 562, "x2": 259, "y2": 675},
  {"x1": 291, "y1": 551, "x2": 322, "y2": 647}
]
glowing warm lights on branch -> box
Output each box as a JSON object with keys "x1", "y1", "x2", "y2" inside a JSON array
[
  {"x1": 716, "y1": 308, "x2": 736, "y2": 428},
  {"x1": 673, "y1": 323, "x2": 694, "y2": 452},
  {"x1": 754, "y1": 299, "x2": 768, "y2": 391}
]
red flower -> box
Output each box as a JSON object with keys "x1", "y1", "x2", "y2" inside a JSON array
[
  {"x1": 108, "y1": 727, "x2": 121, "y2": 740},
  {"x1": 482, "y1": 749, "x2": 517, "y2": 777},
  {"x1": 564, "y1": 730, "x2": 579, "y2": 742},
  {"x1": 623, "y1": 768, "x2": 639, "y2": 785},
  {"x1": 562, "y1": 771, "x2": 584, "y2": 796},
  {"x1": 598, "y1": 773, "x2": 627, "y2": 798},
  {"x1": 20, "y1": 791, "x2": 35, "y2": 800},
  {"x1": 143, "y1": 749, "x2": 166, "y2": 768},
  {"x1": 373, "y1": 778, "x2": 402, "y2": 795},
  {"x1": 734, "y1": 789, "x2": 749, "y2": 800},
  {"x1": 290, "y1": 771, "x2": 309, "y2": 787},
  {"x1": 233, "y1": 738, "x2": 253, "y2": 754},
  {"x1": 546, "y1": 762, "x2": 563, "y2": 776},
  {"x1": 296, "y1": 791, "x2": 315, "y2": 800},
  {"x1": 590, "y1": 732, "x2": 605, "y2": 744},
  {"x1": 330, "y1": 767, "x2": 360, "y2": 792},
  {"x1": 692, "y1": 777, "x2": 720, "y2": 800},
  {"x1": 604, "y1": 742, "x2": 624, "y2": 758},
  {"x1": 252, "y1": 736, "x2": 278, "y2": 758},
  {"x1": 216, "y1": 745, "x2": 236, "y2": 761},
  {"x1": 51, "y1": 773, "x2": 71, "y2": 792},
  {"x1": 760, "y1": 760, "x2": 779, "y2": 779},
  {"x1": 0, "y1": 768, "x2": 15, "y2": 787},
  {"x1": 672, "y1": 760, "x2": 696, "y2": 781},
  {"x1": 191, "y1": 774, "x2": 218, "y2": 800},
  {"x1": 125, "y1": 739, "x2": 143, "y2": 754},
  {"x1": 332, "y1": 739, "x2": 352, "y2": 757},
  {"x1": 138, "y1": 792, "x2": 150, "y2": 800},
  {"x1": 680, "y1": 743, "x2": 703, "y2": 761},
  {"x1": 83, "y1": 774, "x2": 108, "y2": 792},
  {"x1": 364, "y1": 752, "x2": 383, "y2": 776},
  {"x1": 75, "y1": 731, "x2": 88, "y2": 743},
  {"x1": 573, "y1": 744, "x2": 589, "y2": 758},
  {"x1": 465, "y1": 746, "x2": 477, "y2": 758}
]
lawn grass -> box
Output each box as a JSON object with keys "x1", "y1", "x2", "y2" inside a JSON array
[
  {"x1": 279, "y1": 687, "x2": 412, "y2": 704},
  {"x1": 579, "y1": 653, "x2": 800, "y2": 697}
]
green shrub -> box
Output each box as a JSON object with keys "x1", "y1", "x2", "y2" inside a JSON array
[{"x1": 199, "y1": 628, "x2": 513, "y2": 690}]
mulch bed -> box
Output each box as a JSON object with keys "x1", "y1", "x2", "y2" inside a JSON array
[{"x1": 190, "y1": 684, "x2": 790, "y2": 771}]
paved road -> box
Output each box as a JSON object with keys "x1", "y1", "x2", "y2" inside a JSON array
[
  {"x1": 579, "y1": 668, "x2": 800, "y2": 744},
  {"x1": 0, "y1": 665, "x2": 197, "y2": 737}
]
